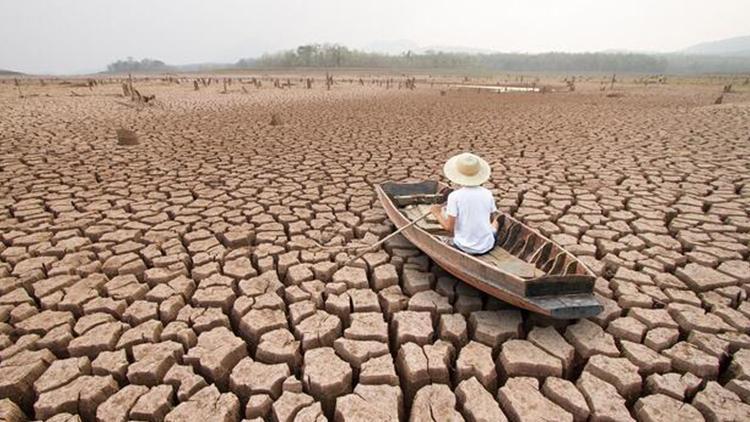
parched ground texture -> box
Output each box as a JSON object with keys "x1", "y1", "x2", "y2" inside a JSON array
[{"x1": 1, "y1": 76, "x2": 749, "y2": 422}]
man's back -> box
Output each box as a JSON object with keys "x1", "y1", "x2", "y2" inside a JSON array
[{"x1": 446, "y1": 186, "x2": 497, "y2": 254}]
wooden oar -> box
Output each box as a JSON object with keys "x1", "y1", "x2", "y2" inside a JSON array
[{"x1": 343, "y1": 210, "x2": 433, "y2": 267}]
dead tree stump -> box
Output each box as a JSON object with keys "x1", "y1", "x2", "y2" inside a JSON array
[
  {"x1": 565, "y1": 77, "x2": 576, "y2": 92},
  {"x1": 326, "y1": 73, "x2": 333, "y2": 90},
  {"x1": 128, "y1": 74, "x2": 135, "y2": 101},
  {"x1": 116, "y1": 129, "x2": 139, "y2": 146},
  {"x1": 14, "y1": 78, "x2": 23, "y2": 98}
]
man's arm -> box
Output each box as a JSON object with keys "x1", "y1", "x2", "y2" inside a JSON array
[{"x1": 430, "y1": 204, "x2": 455, "y2": 233}]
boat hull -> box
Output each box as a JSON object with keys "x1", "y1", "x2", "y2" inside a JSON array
[{"x1": 377, "y1": 181, "x2": 602, "y2": 319}]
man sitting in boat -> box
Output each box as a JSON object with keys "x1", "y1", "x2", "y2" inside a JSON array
[{"x1": 430, "y1": 153, "x2": 498, "y2": 255}]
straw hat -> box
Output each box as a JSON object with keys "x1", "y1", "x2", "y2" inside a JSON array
[{"x1": 443, "y1": 152, "x2": 491, "y2": 186}]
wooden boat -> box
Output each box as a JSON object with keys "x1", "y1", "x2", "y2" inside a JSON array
[{"x1": 377, "y1": 180, "x2": 602, "y2": 319}]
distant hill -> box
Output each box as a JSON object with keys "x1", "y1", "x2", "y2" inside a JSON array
[
  {"x1": 362, "y1": 39, "x2": 421, "y2": 55},
  {"x1": 418, "y1": 45, "x2": 496, "y2": 55},
  {"x1": 102, "y1": 57, "x2": 236, "y2": 74},
  {"x1": 173, "y1": 62, "x2": 235, "y2": 72},
  {"x1": 0, "y1": 69, "x2": 24, "y2": 76},
  {"x1": 362, "y1": 39, "x2": 495, "y2": 55},
  {"x1": 683, "y1": 35, "x2": 750, "y2": 56}
]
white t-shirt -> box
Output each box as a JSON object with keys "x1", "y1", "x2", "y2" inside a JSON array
[{"x1": 446, "y1": 187, "x2": 497, "y2": 254}]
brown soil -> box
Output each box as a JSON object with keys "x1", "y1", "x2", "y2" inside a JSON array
[{"x1": 0, "y1": 73, "x2": 749, "y2": 421}]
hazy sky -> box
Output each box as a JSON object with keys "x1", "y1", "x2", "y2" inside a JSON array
[{"x1": 1, "y1": 0, "x2": 748, "y2": 74}]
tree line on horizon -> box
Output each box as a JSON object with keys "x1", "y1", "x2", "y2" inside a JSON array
[
  {"x1": 106, "y1": 57, "x2": 170, "y2": 73},
  {"x1": 242, "y1": 44, "x2": 670, "y2": 73},
  {"x1": 106, "y1": 44, "x2": 750, "y2": 74}
]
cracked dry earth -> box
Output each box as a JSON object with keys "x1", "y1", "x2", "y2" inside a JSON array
[{"x1": 0, "y1": 78, "x2": 749, "y2": 422}]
